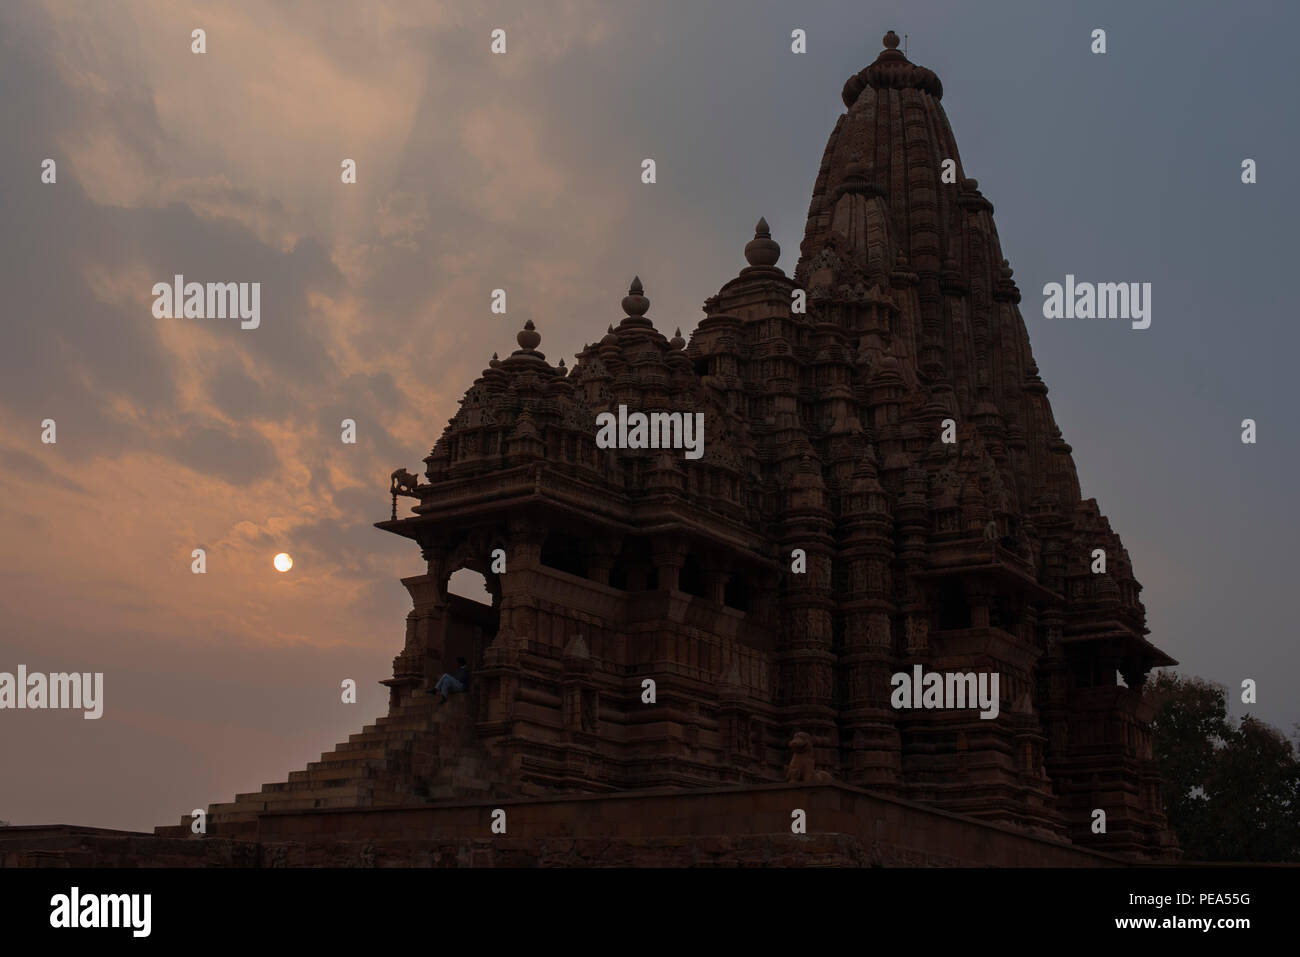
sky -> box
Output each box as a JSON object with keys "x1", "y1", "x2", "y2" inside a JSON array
[{"x1": 1, "y1": 0, "x2": 1296, "y2": 831}]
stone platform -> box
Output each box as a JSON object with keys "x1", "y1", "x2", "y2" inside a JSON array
[{"x1": 2, "y1": 782, "x2": 1130, "y2": 867}]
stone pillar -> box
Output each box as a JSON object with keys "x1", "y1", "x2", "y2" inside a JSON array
[
  {"x1": 651, "y1": 536, "x2": 688, "y2": 593},
  {"x1": 561, "y1": 634, "x2": 598, "y2": 737},
  {"x1": 777, "y1": 457, "x2": 837, "y2": 758},
  {"x1": 383, "y1": 568, "x2": 449, "y2": 708},
  {"x1": 497, "y1": 516, "x2": 547, "y2": 650},
  {"x1": 700, "y1": 553, "x2": 732, "y2": 605},
  {"x1": 717, "y1": 661, "x2": 751, "y2": 772},
  {"x1": 586, "y1": 534, "x2": 623, "y2": 587}
]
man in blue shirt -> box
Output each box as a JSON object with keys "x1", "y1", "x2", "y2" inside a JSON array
[{"x1": 428, "y1": 657, "x2": 470, "y2": 704}]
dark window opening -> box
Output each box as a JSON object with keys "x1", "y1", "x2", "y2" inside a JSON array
[
  {"x1": 990, "y1": 596, "x2": 1017, "y2": 631},
  {"x1": 541, "y1": 531, "x2": 589, "y2": 578},
  {"x1": 679, "y1": 555, "x2": 708, "y2": 598},
  {"x1": 937, "y1": 580, "x2": 972, "y2": 630},
  {"x1": 724, "y1": 576, "x2": 750, "y2": 611}
]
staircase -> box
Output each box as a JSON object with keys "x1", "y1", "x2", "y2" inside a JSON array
[{"x1": 155, "y1": 692, "x2": 505, "y2": 839}]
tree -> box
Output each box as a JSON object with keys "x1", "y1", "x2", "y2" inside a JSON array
[
  {"x1": 1203, "y1": 715, "x2": 1300, "y2": 861},
  {"x1": 1147, "y1": 672, "x2": 1300, "y2": 861}
]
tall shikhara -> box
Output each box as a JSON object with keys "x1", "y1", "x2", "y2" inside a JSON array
[{"x1": 183, "y1": 33, "x2": 1177, "y2": 860}]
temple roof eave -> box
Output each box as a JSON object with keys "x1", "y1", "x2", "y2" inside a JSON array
[
  {"x1": 1059, "y1": 627, "x2": 1178, "y2": 669},
  {"x1": 379, "y1": 466, "x2": 779, "y2": 565}
]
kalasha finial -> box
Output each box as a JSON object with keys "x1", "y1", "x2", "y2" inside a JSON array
[
  {"x1": 517, "y1": 319, "x2": 541, "y2": 350},
  {"x1": 744, "y1": 216, "x2": 781, "y2": 267},
  {"x1": 883, "y1": 30, "x2": 900, "y2": 50},
  {"x1": 622, "y1": 276, "x2": 650, "y2": 316},
  {"x1": 670, "y1": 327, "x2": 686, "y2": 350}
]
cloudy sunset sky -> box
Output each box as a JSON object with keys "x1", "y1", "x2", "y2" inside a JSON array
[{"x1": 1, "y1": 0, "x2": 1296, "y2": 831}]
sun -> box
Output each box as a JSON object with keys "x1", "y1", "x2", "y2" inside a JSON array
[{"x1": 273, "y1": 552, "x2": 293, "y2": 573}]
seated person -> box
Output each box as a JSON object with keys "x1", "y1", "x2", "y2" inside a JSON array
[{"x1": 427, "y1": 657, "x2": 470, "y2": 703}]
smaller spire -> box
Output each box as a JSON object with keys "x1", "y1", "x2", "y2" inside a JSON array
[
  {"x1": 669, "y1": 327, "x2": 686, "y2": 350},
  {"x1": 744, "y1": 217, "x2": 781, "y2": 267},
  {"x1": 622, "y1": 276, "x2": 650, "y2": 317},
  {"x1": 517, "y1": 318, "x2": 541, "y2": 350}
]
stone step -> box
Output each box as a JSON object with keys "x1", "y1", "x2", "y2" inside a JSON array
[
  {"x1": 308, "y1": 747, "x2": 386, "y2": 768},
  {"x1": 205, "y1": 808, "x2": 263, "y2": 825},
  {"x1": 426, "y1": 781, "x2": 493, "y2": 799},
  {"x1": 219, "y1": 795, "x2": 362, "y2": 815},
  {"x1": 220, "y1": 779, "x2": 374, "y2": 808},
  {"x1": 286, "y1": 766, "x2": 379, "y2": 786},
  {"x1": 157, "y1": 697, "x2": 495, "y2": 833},
  {"x1": 366, "y1": 786, "x2": 426, "y2": 806},
  {"x1": 211, "y1": 788, "x2": 376, "y2": 818}
]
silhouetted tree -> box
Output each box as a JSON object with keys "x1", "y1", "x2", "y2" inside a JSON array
[{"x1": 1147, "y1": 672, "x2": 1300, "y2": 861}]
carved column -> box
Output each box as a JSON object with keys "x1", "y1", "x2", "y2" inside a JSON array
[
  {"x1": 651, "y1": 536, "x2": 688, "y2": 593},
  {"x1": 586, "y1": 534, "x2": 623, "y2": 587},
  {"x1": 382, "y1": 558, "x2": 450, "y2": 708},
  {"x1": 699, "y1": 551, "x2": 732, "y2": 604}
]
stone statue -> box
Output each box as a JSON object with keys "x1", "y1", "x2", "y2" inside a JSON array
[
  {"x1": 785, "y1": 732, "x2": 833, "y2": 783},
  {"x1": 391, "y1": 468, "x2": 420, "y2": 495}
]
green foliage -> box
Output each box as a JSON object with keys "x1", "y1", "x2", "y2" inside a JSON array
[{"x1": 1147, "y1": 672, "x2": 1300, "y2": 861}]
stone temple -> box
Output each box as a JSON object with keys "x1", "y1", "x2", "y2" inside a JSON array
[{"x1": 5, "y1": 32, "x2": 1180, "y2": 867}]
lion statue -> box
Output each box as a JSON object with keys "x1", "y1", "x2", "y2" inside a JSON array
[
  {"x1": 785, "y1": 732, "x2": 833, "y2": 784},
  {"x1": 390, "y1": 468, "x2": 420, "y2": 495}
]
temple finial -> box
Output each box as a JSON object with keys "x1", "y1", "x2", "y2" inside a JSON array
[
  {"x1": 744, "y1": 217, "x2": 781, "y2": 267},
  {"x1": 517, "y1": 318, "x2": 541, "y2": 350},
  {"x1": 622, "y1": 277, "x2": 650, "y2": 317}
]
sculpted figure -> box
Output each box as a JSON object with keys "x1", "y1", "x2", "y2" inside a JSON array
[
  {"x1": 785, "y1": 732, "x2": 833, "y2": 783},
  {"x1": 391, "y1": 468, "x2": 420, "y2": 494}
]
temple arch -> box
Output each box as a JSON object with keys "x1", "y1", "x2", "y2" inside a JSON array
[{"x1": 448, "y1": 567, "x2": 493, "y2": 606}]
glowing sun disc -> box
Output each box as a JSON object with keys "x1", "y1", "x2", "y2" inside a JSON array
[{"x1": 273, "y1": 552, "x2": 293, "y2": 572}]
